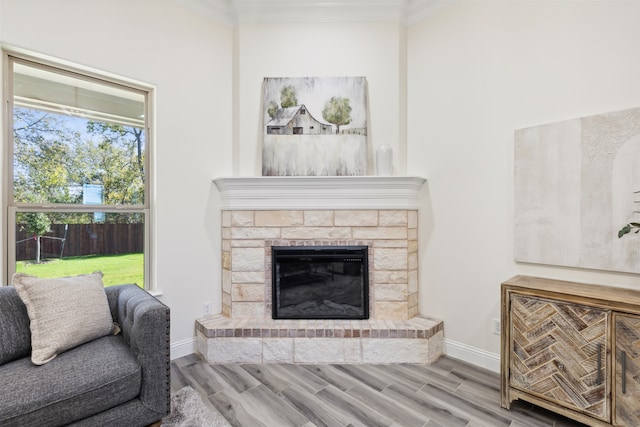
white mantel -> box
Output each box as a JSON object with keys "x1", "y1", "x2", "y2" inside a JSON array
[{"x1": 213, "y1": 176, "x2": 426, "y2": 210}]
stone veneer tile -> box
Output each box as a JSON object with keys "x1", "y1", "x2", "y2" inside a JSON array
[
  {"x1": 206, "y1": 338, "x2": 262, "y2": 363},
  {"x1": 374, "y1": 248, "x2": 408, "y2": 270},
  {"x1": 222, "y1": 227, "x2": 231, "y2": 240},
  {"x1": 255, "y1": 210, "x2": 304, "y2": 227},
  {"x1": 374, "y1": 271, "x2": 408, "y2": 284},
  {"x1": 197, "y1": 333, "x2": 208, "y2": 356},
  {"x1": 428, "y1": 331, "x2": 444, "y2": 363},
  {"x1": 231, "y1": 247, "x2": 265, "y2": 271},
  {"x1": 231, "y1": 211, "x2": 255, "y2": 227},
  {"x1": 294, "y1": 338, "x2": 361, "y2": 363},
  {"x1": 231, "y1": 283, "x2": 265, "y2": 301},
  {"x1": 221, "y1": 305, "x2": 231, "y2": 317},
  {"x1": 232, "y1": 302, "x2": 265, "y2": 318},
  {"x1": 408, "y1": 211, "x2": 418, "y2": 229},
  {"x1": 408, "y1": 292, "x2": 419, "y2": 308},
  {"x1": 222, "y1": 251, "x2": 231, "y2": 270},
  {"x1": 232, "y1": 227, "x2": 281, "y2": 240},
  {"x1": 222, "y1": 292, "x2": 231, "y2": 307},
  {"x1": 281, "y1": 227, "x2": 351, "y2": 240},
  {"x1": 222, "y1": 211, "x2": 232, "y2": 227},
  {"x1": 408, "y1": 304, "x2": 419, "y2": 319},
  {"x1": 334, "y1": 210, "x2": 378, "y2": 226},
  {"x1": 408, "y1": 270, "x2": 418, "y2": 293},
  {"x1": 231, "y1": 240, "x2": 266, "y2": 248},
  {"x1": 375, "y1": 301, "x2": 408, "y2": 320},
  {"x1": 408, "y1": 252, "x2": 418, "y2": 270},
  {"x1": 304, "y1": 211, "x2": 334, "y2": 226},
  {"x1": 222, "y1": 269, "x2": 231, "y2": 293},
  {"x1": 353, "y1": 227, "x2": 407, "y2": 240},
  {"x1": 232, "y1": 272, "x2": 265, "y2": 283},
  {"x1": 379, "y1": 210, "x2": 408, "y2": 227},
  {"x1": 374, "y1": 240, "x2": 408, "y2": 248},
  {"x1": 362, "y1": 339, "x2": 429, "y2": 363},
  {"x1": 263, "y1": 339, "x2": 294, "y2": 363},
  {"x1": 375, "y1": 284, "x2": 408, "y2": 301}
]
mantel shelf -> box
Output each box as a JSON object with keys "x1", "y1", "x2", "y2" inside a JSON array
[{"x1": 213, "y1": 176, "x2": 427, "y2": 210}]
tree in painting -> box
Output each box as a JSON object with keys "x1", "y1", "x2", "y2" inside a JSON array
[
  {"x1": 280, "y1": 85, "x2": 298, "y2": 108},
  {"x1": 267, "y1": 101, "x2": 279, "y2": 120},
  {"x1": 322, "y1": 97, "x2": 352, "y2": 134}
]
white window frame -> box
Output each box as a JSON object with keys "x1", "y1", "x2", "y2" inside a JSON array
[{"x1": 3, "y1": 49, "x2": 155, "y2": 291}]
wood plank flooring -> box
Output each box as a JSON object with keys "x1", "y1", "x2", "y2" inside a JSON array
[{"x1": 170, "y1": 354, "x2": 587, "y2": 427}]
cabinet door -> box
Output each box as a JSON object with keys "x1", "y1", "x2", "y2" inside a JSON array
[
  {"x1": 614, "y1": 313, "x2": 640, "y2": 426},
  {"x1": 510, "y1": 294, "x2": 609, "y2": 421}
]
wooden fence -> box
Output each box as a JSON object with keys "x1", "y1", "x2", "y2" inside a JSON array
[{"x1": 16, "y1": 223, "x2": 144, "y2": 261}]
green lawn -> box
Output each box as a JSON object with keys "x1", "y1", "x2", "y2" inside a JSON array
[{"x1": 16, "y1": 253, "x2": 144, "y2": 287}]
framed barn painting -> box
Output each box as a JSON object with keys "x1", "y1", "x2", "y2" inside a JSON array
[{"x1": 262, "y1": 76, "x2": 368, "y2": 176}]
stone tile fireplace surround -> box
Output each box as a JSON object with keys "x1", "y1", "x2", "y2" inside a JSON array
[{"x1": 196, "y1": 177, "x2": 443, "y2": 364}]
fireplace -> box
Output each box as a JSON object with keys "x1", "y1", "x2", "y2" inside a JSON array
[
  {"x1": 197, "y1": 177, "x2": 444, "y2": 365},
  {"x1": 272, "y1": 245, "x2": 369, "y2": 320}
]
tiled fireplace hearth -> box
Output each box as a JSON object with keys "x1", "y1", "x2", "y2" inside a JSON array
[{"x1": 196, "y1": 176, "x2": 443, "y2": 364}]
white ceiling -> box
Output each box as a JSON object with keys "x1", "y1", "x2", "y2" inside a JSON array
[{"x1": 175, "y1": 0, "x2": 455, "y2": 26}]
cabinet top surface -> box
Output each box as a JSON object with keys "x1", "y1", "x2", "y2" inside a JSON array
[{"x1": 502, "y1": 275, "x2": 640, "y2": 310}]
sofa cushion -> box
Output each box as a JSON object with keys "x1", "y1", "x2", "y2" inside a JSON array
[
  {"x1": 0, "y1": 334, "x2": 141, "y2": 427},
  {"x1": 12, "y1": 272, "x2": 115, "y2": 365},
  {"x1": 0, "y1": 287, "x2": 31, "y2": 366}
]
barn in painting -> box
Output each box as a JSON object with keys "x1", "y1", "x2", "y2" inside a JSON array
[{"x1": 266, "y1": 104, "x2": 333, "y2": 135}]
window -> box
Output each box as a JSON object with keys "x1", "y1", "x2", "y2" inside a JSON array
[{"x1": 4, "y1": 52, "x2": 153, "y2": 289}]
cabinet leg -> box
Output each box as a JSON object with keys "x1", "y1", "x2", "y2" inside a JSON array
[{"x1": 501, "y1": 394, "x2": 511, "y2": 410}]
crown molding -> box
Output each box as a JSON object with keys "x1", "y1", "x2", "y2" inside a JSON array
[
  {"x1": 175, "y1": 0, "x2": 235, "y2": 26},
  {"x1": 231, "y1": 0, "x2": 406, "y2": 24},
  {"x1": 406, "y1": 0, "x2": 458, "y2": 26},
  {"x1": 177, "y1": 0, "x2": 454, "y2": 26}
]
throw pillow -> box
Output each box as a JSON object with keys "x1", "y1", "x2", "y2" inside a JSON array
[
  {"x1": 0, "y1": 287, "x2": 32, "y2": 365},
  {"x1": 12, "y1": 271, "x2": 115, "y2": 365}
]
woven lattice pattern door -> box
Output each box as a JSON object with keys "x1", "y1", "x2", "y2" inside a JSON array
[
  {"x1": 615, "y1": 313, "x2": 640, "y2": 426},
  {"x1": 510, "y1": 294, "x2": 609, "y2": 421}
]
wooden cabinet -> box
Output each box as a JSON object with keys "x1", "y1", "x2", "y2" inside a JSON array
[
  {"x1": 502, "y1": 276, "x2": 640, "y2": 427},
  {"x1": 614, "y1": 313, "x2": 640, "y2": 426}
]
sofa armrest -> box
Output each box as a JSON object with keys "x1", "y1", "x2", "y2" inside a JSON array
[{"x1": 105, "y1": 285, "x2": 170, "y2": 417}]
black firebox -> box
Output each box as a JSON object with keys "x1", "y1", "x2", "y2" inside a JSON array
[{"x1": 271, "y1": 246, "x2": 369, "y2": 320}]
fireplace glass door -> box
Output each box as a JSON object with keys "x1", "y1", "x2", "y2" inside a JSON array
[{"x1": 272, "y1": 246, "x2": 369, "y2": 320}]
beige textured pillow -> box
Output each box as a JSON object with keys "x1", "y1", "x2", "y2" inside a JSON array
[{"x1": 12, "y1": 271, "x2": 114, "y2": 365}]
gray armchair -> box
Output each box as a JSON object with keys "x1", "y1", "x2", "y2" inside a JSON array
[{"x1": 0, "y1": 284, "x2": 171, "y2": 427}]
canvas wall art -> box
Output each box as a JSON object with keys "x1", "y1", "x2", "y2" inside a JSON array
[
  {"x1": 262, "y1": 76, "x2": 368, "y2": 176},
  {"x1": 514, "y1": 106, "x2": 640, "y2": 274}
]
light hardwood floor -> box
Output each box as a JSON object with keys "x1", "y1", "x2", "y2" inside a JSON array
[{"x1": 170, "y1": 354, "x2": 586, "y2": 427}]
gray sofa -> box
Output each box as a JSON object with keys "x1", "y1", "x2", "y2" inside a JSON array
[{"x1": 0, "y1": 284, "x2": 171, "y2": 427}]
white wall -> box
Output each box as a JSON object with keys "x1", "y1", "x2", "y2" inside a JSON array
[
  {"x1": 3, "y1": 0, "x2": 640, "y2": 369},
  {"x1": 0, "y1": 0, "x2": 234, "y2": 357},
  {"x1": 235, "y1": 22, "x2": 406, "y2": 176},
  {"x1": 408, "y1": 0, "x2": 640, "y2": 369}
]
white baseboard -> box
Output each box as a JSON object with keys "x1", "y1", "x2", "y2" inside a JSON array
[
  {"x1": 443, "y1": 339, "x2": 500, "y2": 373},
  {"x1": 170, "y1": 338, "x2": 197, "y2": 360}
]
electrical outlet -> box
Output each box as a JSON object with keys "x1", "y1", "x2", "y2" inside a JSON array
[
  {"x1": 203, "y1": 301, "x2": 213, "y2": 316},
  {"x1": 492, "y1": 318, "x2": 500, "y2": 335}
]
